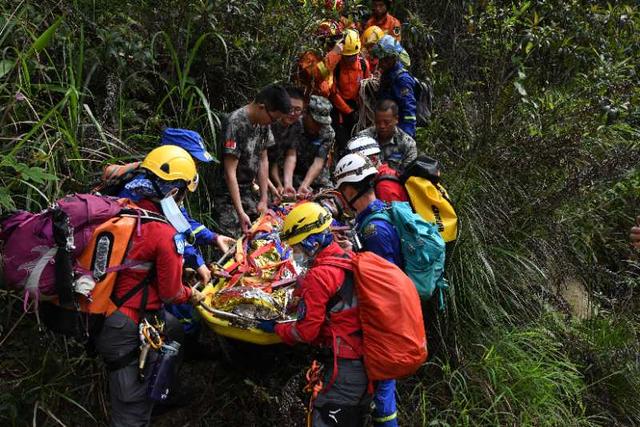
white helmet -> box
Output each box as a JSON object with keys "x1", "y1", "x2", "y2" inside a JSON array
[
  {"x1": 346, "y1": 136, "x2": 381, "y2": 157},
  {"x1": 334, "y1": 153, "x2": 378, "y2": 187}
]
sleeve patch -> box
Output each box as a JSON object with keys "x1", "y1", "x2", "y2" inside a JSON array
[
  {"x1": 362, "y1": 223, "x2": 377, "y2": 239},
  {"x1": 174, "y1": 233, "x2": 186, "y2": 255},
  {"x1": 400, "y1": 87, "x2": 410, "y2": 97},
  {"x1": 224, "y1": 139, "x2": 237, "y2": 150}
]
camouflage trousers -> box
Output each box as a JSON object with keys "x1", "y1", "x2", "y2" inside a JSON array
[{"x1": 213, "y1": 184, "x2": 259, "y2": 238}]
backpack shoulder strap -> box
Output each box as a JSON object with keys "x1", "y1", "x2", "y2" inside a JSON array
[
  {"x1": 358, "y1": 209, "x2": 392, "y2": 233},
  {"x1": 315, "y1": 253, "x2": 354, "y2": 315},
  {"x1": 110, "y1": 268, "x2": 155, "y2": 309},
  {"x1": 316, "y1": 254, "x2": 353, "y2": 271},
  {"x1": 326, "y1": 269, "x2": 355, "y2": 313},
  {"x1": 375, "y1": 174, "x2": 402, "y2": 184},
  {"x1": 104, "y1": 269, "x2": 156, "y2": 372},
  {"x1": 118, "y1": 208, "x2": 168, "y2": 224}
]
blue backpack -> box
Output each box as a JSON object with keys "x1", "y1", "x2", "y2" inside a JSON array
[{"x1": 360, "y1": 201, "x2": 448, "y2": 309}]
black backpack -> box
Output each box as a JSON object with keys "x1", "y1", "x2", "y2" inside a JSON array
[
  {"x1": 413, "y1": 77, "x2": 433, "y2": 127},
  {"x1": 391, "y1": 69, "x2": 434, "y2": 127}
]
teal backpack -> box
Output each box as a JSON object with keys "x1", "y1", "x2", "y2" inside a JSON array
[{"x1": 359, "y1": 201, "x2": 448, "y2": 309}]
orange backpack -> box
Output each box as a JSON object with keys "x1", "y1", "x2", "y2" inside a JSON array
[
  {"x1": 325, "y1": 252, "x2": 428, "y2": 381},
  {"x1": 353, "y1": 252, "x2": 427, "y2": 380},
  {"x1": 43, "y1": 208, "x2": 167, "y2": 339},
  {"x1": 76, "y1": 215, "x2": 143, "y2": 315}
]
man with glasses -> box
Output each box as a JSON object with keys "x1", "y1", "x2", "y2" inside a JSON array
[
  {"x1": 269, "y1": 87, "x2": 306, "y2": 199},
  {"x1": 269, "y1": 93, "x2": 335, "y2": 199},
  {"x1": 214, "y1": 84, "x2": 291, "y2": 236}
]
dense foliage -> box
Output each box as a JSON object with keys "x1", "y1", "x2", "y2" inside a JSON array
[{"x1": 1, "y1": 0, "x2": 639, "y2": 425}]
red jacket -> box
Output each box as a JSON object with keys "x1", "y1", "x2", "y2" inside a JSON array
[
  {"x1": 113, "y1": 199, "x2": 192, "y2": 322},
  {"x1": 275, "y1": 242, "x2": 362, "y2": 359},
  {"x1": 375, "y1": 163, "x2": 409, "y2": 202}
]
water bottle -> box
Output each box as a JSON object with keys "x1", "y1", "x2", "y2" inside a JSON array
[{"x1": 147, "y1": 340, "x2": 181, "y2": 402}]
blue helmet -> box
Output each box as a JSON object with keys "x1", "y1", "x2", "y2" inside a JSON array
[
  {"x1": 370, "y1": 35, "x2": 404, "y2": 59},
  {"x1": 161, "y1": 128, "x2": 213, "y2": 163}
]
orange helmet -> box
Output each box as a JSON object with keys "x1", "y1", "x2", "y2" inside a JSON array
[{"x1": 362, "y1": 25, "x2": 385, "y2": 48}]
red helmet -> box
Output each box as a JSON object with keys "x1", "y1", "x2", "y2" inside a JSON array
[{"x1": 315, "y1": 19, "x2": 344, "y2": 38}]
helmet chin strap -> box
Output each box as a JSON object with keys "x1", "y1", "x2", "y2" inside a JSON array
[
  {"x1": 347, "y1": 185, "x2": 373, "y2": 209},
  {"x1": 149, "y1": 175, "x2": 167, "y2": 200}
]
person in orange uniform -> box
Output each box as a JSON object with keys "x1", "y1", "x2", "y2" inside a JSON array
[
  {"x1": 330, "y1": 28, "x2": 371, "y2": 149},
  {"x1": 361, "y1": 25, "x2": 385, "y2": 69},
  {"x1": 364, "y1": 0, "x2": 402, "y2": 42},
  {"x1": 296, "y1": 20, "x2": 344, "y2": 99}
]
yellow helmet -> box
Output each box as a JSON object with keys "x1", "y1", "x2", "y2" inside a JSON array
[
  {"x1": 281, "y1": 202, "x2": 333, "y2": 246},
  {"x1": 342, "y1": 29, "x2": 361, "y2": 56},
  {"x1": 362, "y1": 25, "x2": 384, "y2": 49},
  {"x1": 141, "y1": 145, "x2": 199, "y2": 192}
]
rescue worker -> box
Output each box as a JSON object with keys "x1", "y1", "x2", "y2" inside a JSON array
[
  {"x1": 272, "y1": 95, "x2": 335, "y2": 197},
  {"x1": 296, "y1": 20, "x2": 344, "y2": 98},
  {"x1": 295, "y1": 95, "x2": 336, "y2": 196},
  {"x1": 112, "y1": 128, "x2": 234, "y2": 285},
  {"x1": 269, "y1": 87, "x2": 306, "y2": 199},
  {"x1": 362, "y1": 25, "x2": 410, "y2": 69},
  {"x1": 257, "y1": 202, "x2": 370, "y2": 426},
  {"x1": 362, "y1": 25, "x2": 384, "y2": 70},
  {"x1": 100, "y1": 130, "x2": 233, "y2": 360},
  {"x1": 335, "y1": 153, "x2": 401, "y2": 427},
  {"x1": 345, "y1": 135, "x2": 409, "y2": 202},
  {"x1": 214, "y1": 84, "x2": 291, "y2": 236},
  {"x1": 356, "y1": 99, "x2": 417, "y2": 173},
  {"x1": 364, "y1": 0, "x2": 402, "y2": 42},
  {"x1": 370, "y1": 36, "x2": 417, "y2": 139},
  {"x1": 330, "y1": 28, "x2": 371, "y2": 148},
  {"x1": 95, "y1": 145, "x2": 206, "y2": 427}
]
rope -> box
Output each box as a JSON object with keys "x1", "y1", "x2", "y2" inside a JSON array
[
  {"x1": 304, "y1": 360, "x2": 324, "y2": 427},
  {"x1": 355, "y1": 75, "x2": 380, "y2": 134}
]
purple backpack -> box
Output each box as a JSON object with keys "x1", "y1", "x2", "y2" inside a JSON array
[{"x1": 0, "y1": 194, "x2": 126, "y2": 309}]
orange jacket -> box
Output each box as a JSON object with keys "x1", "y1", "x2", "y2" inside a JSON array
[
  {"x1": 297, "y1": 49, "x2": 342, "y2": 98},
  {"x1": 330, "y1": 55, "x2": 371, "y2": 115},
  {"x1": 365, "y1": 13, "x2": 402, "y2": 41}
]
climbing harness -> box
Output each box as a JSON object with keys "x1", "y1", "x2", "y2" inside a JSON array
[{"x1": 138, "y1": 318, "x2": 164, "y2": 382}]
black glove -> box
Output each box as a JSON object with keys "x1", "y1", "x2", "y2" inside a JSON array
[{"x1": 256, "y1": 319, "x2": 276, "y2": 333}]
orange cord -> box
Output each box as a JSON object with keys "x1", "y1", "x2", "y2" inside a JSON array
[{"x1": 303, "y1": 360, "x2": 324, "y2": 427}]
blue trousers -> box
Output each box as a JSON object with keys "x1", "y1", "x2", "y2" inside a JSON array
[{"x1": 373, "y1": 379, "x2": 398, "y2": 426}]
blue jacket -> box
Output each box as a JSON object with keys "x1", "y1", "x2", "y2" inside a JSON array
[
  {"x1": 380, "y1": 61, "x2": 417, "y2": 139},
  {"x1": 355, "y1": 199, "x2": 403, "y2": 268},
  {"x1": 118, "y1": 186, "x2": 217, "y2": 269}
]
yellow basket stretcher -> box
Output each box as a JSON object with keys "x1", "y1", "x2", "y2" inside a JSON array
[{"x1": 196, "y1": 281, "x2": 283, "y2": 345}]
